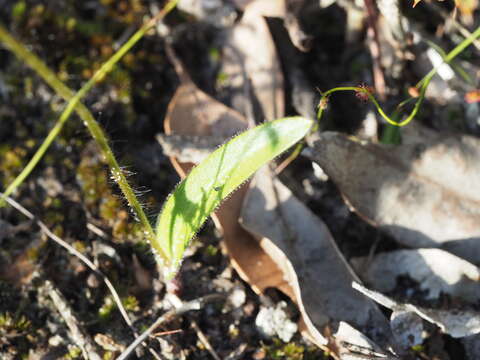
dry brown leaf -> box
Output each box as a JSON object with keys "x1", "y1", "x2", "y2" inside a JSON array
[
  {"x1": 305, "y1": 124, "x2": 480, "y2": 264},
  {"x1": 220, "y1": 3, "x2": 285, "y2": 122},
  {"x1": 240, "y1": 168, "x2": 394, "y2": 349}
]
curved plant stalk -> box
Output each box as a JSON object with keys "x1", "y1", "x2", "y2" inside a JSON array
[
  {"x1": 0, "y1": 1, "x2": 178, "y2": 261},
  {"x1": 315, "y1": 26, "x2": 480, "y2": 130},
  {"x1": 155, "y1": 116, "x2": 313, "y2": 279},
  {"x1": 275, "y1": 26, "x2": 480, "y2": 175}
]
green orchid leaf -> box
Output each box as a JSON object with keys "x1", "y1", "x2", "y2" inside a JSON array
[{"x1": 155, "y1": 116, "x2": 313, "y2": 278}]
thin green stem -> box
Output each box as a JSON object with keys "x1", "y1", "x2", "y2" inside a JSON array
[
  {"x1": 315, "y1": 26, "x2": 480, "y2": 129},
  {"x1": 0, "y1": 1, "x2": 178, "y2": 264}
]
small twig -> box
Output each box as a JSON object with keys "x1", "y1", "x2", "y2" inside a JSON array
[
  {"x1": 361, "y1": 232, "x2": 381, "y2": 275},
  {"x1": 191, "y1": 319, "x2": 222, "y2": 360},
  {"x1": 151, "y1": 329, "x2": 183, "y2": 337},
  {"x1": 86, "y1": 222, "x2": 109, "y2": 238},
  {"x1": 39, "y1": 280, "x2": 102, "y2": 360},
  {"x1": 117, "y1": 294, "x2": 224, "y2": 360},
  {"x1": 363, "y1": 0, "x2": 387, "y2": 101}
]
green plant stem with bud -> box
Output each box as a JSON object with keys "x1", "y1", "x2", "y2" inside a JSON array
[
  {"x1": 0, "y1": 0, "x2": 179, "y2": 261},
  {"x1": 315, "y1": 26, "x2": 480, "y2": 130},
  {"x1": 275, "y1": 26, "x2": 480, "y2": 174}
]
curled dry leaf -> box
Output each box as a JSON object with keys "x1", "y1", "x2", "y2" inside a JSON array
[
  {"x1": 352, "y1": 248, "x2": 480, "y2": 302},
  {"x1": 240, "y1": 167, "x2": 394, "y2": 349},
  {"x1": 305, "y1": 123, "x2": 480, "y2": 264},
  {"x1": 335, "y1": 322, "x2": 400, "y2": 360},
  {"x1": 353, "y1": 282, "x2": 480, "y2": 339}
]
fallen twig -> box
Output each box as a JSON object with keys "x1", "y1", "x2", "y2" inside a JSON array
[
  {"x1": 363, "y1": 0, "x2": 387, "y2": 101},
  {"x1": 39, "y1": 280, "x2": 102, "y2": 360}
]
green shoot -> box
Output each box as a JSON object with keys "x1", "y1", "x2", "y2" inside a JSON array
[{"x1": 155, "y1": 117, "x2": 313, "y2": 278}]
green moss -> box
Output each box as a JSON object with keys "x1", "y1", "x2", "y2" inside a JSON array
[
  {"x1": 216, "y1": 71, "x2": 229, "y2": 88},
  {"x1": 23, "y1": 76, "x2": 33, "y2": 99},
  {"x1": 0, "y1": 312, "x2": 31, "y2": 334},
  {"x1": 122, "y1": 295, "x2": 139, "y2": 312},
  {"x1": 98, "y1": 296, "x2": 115, "y2": 320},
  {"x1": 77, "y1": 150, "x2": 147, "y2": 241},
  {"x1": 103, "y1": 351, "x2": 114, "y2": 360},
  {"x1": 0, "y1": 145, "x2": 27, "y2": 186},
  {"x1": 411, "y1": 344, "x2": 425, "y2": 352},
  {"x1": 209, "y1": 47, "x2": 220, "y2": 62},
  {"x1": 58, "y1": 55, "x2": 90, "y2": 80},
  {"x1": 262, "y1": 339, "x2": 327, "y2": 360},
  {"x1": 12, "y1": 1, "x2": 27, "y2": 19},
  {"x1": 65, "y1": 346, "x2": 82, "y2": 359},
  {"x1": 265, "y1": 339, "x2": 304, "y2": 360},
  {"x1": 204, "y1": 244, "x2": 219, "y2": 257}
]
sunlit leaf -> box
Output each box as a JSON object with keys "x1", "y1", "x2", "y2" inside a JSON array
[{"x1": 155, "y1": 116, "x2": 313, "y2": 278}]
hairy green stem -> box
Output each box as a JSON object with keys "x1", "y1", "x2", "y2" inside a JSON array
[{"x1": 0, "y1": 1, "x2": 178, "y2": 262}]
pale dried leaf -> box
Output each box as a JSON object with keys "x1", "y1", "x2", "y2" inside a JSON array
[
  {"x1": 305, "y1": 124, "x2": 480, "y2": 263},
  {"x1": 240, "y1": 167, "x2": 393, "y2": 348},
  {"x1": 334, "y1": 322, "x2": 399, "y2": 360},
  {"x1": 238, "y1": 0, "x2": 286, "y2": 17},
  {"x1": 354, "y1": 282, "x2": 480, "y2": 338},
  {"x1": 177, "y1": 0, "x2": 237, "y2": 25},
  {"x1": 352, "y1": 249, "x2": 480, "y2": 302}
]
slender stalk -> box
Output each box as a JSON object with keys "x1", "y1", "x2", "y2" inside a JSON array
[
  {"x1": 0, "y1": 1, "x2": 178, "y2": 263},
  {"x1": 272, "y1": 26, "x2": 480, "y2": 174},
  {"x1": 315, "y1": 26, "x2": 480, "y2": 129}
]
